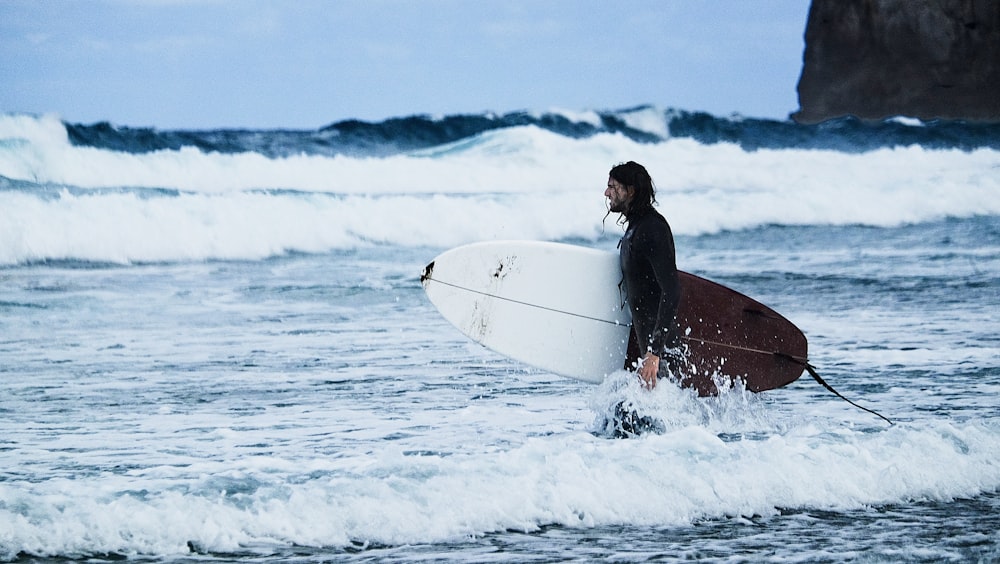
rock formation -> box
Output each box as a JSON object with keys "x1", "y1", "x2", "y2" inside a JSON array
[{"x1": 794, "y1": 0, "x2": 1000, "y2": 123}]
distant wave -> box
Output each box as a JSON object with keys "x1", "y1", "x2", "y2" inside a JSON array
[
  {"x1": 62, "y1": 106, "x2": 1000, "y2": 158},
  {"x1": 2, "y1": 109, "x2": 1000, "y2": 265}
]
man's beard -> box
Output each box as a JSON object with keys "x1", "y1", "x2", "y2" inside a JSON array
[{"x1": 608, "y1": 198, "x2": 629, "y2": 214}]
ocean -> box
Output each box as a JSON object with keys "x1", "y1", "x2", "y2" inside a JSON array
[{"x1": 1, "y1": 107, "x2": 998, "y2": 562}]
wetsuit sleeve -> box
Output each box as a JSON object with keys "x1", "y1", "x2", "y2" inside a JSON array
[{"x1": 640, "y1": 220, "x2": 681, "y2": 354}]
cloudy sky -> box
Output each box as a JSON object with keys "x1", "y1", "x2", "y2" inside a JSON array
[{"x1": 1, "y1": 0, "x2": 811, "y2": 129}]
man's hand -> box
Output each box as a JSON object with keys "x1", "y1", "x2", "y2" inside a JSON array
[{"x1": 638, "y1": 352, "x2": 659, "y2": 389}]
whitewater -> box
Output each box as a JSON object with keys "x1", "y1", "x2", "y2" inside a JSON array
[{"x1": 1, "y1": 107, "x2": 999, "y2": 562}]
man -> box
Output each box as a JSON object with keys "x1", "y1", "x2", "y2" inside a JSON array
[{"x1": 605, "y1": 161, "x2": 683, "y2": 434}]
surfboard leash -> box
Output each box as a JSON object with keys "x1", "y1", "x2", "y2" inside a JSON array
[
  {"x1": 684, "y1": 337, "x2": 893, "y2": 425},
  {"x1": 775, "y1": 353, "x2": 894, "y2": 425}
]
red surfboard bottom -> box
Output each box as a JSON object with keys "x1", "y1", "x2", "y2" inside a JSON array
[{"x1": 625, "y1": 271, "x2": 808, "y2": 396}]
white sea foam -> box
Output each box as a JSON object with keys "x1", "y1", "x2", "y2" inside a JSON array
[
  {"x1": 618, "y1": 105, "x2": 672, "y2": 138},
  {"x1": 535, "y1": 107, "x2": 604, "y2": 128},
  {"x1": 1, "y1": 114, "x2": 999, "y2": 264},
  {"x1": 2, "y1": 416, "x2": 998, "y2": 558}
]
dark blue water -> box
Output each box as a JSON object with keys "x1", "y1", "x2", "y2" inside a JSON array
[{"x1": 63, "y1": 106, "x2": 1000, "y2": 158}]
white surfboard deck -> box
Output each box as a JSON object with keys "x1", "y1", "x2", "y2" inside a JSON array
[{"x1": 420, "y1": 240, "x2": 630, "y2": 383}]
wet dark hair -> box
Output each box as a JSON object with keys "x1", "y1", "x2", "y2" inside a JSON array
[{"x1": 609, "y1": 161, "x2": 656, "y2": 212}]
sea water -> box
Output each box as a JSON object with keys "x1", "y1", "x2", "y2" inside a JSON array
[{"x1": 1, "y1": 108, "x2": 999, "y2": 562}]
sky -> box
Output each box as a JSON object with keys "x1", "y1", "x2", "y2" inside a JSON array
[{"x1": 1, "y1": 0, "x2": 811, "y2": 129}]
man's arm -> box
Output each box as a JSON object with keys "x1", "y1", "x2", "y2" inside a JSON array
[{"x1": 647, "y1": 221, "x2": 681, "y2": 355}]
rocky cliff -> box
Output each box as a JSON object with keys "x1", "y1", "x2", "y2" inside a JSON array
[{"x1": 794, "y1": 0, "x2": 1000, "y2": 123}]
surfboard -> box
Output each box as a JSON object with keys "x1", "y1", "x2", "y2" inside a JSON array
[{"x1": 420, "y1": 240, "x2": 807, "y2": 396}]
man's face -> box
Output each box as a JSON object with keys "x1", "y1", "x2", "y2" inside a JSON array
[{"x1": 605, "y1": 177, "x2": 632, "y2": 213}]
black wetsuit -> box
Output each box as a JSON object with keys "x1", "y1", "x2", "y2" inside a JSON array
[
  {"x1": 619, "y1": 205, "x2": 681, "y2": 367},
  {"x1": 608, "y1": 204, "x2": 682, "y2": 438}
]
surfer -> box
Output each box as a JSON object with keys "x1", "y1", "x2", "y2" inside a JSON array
[
  {"x1": 606, "y1": 161, "x2": 683, "y2": 387},
  {"x1": 605, "y1": 161, "x2": 683, "y2": 436}
]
